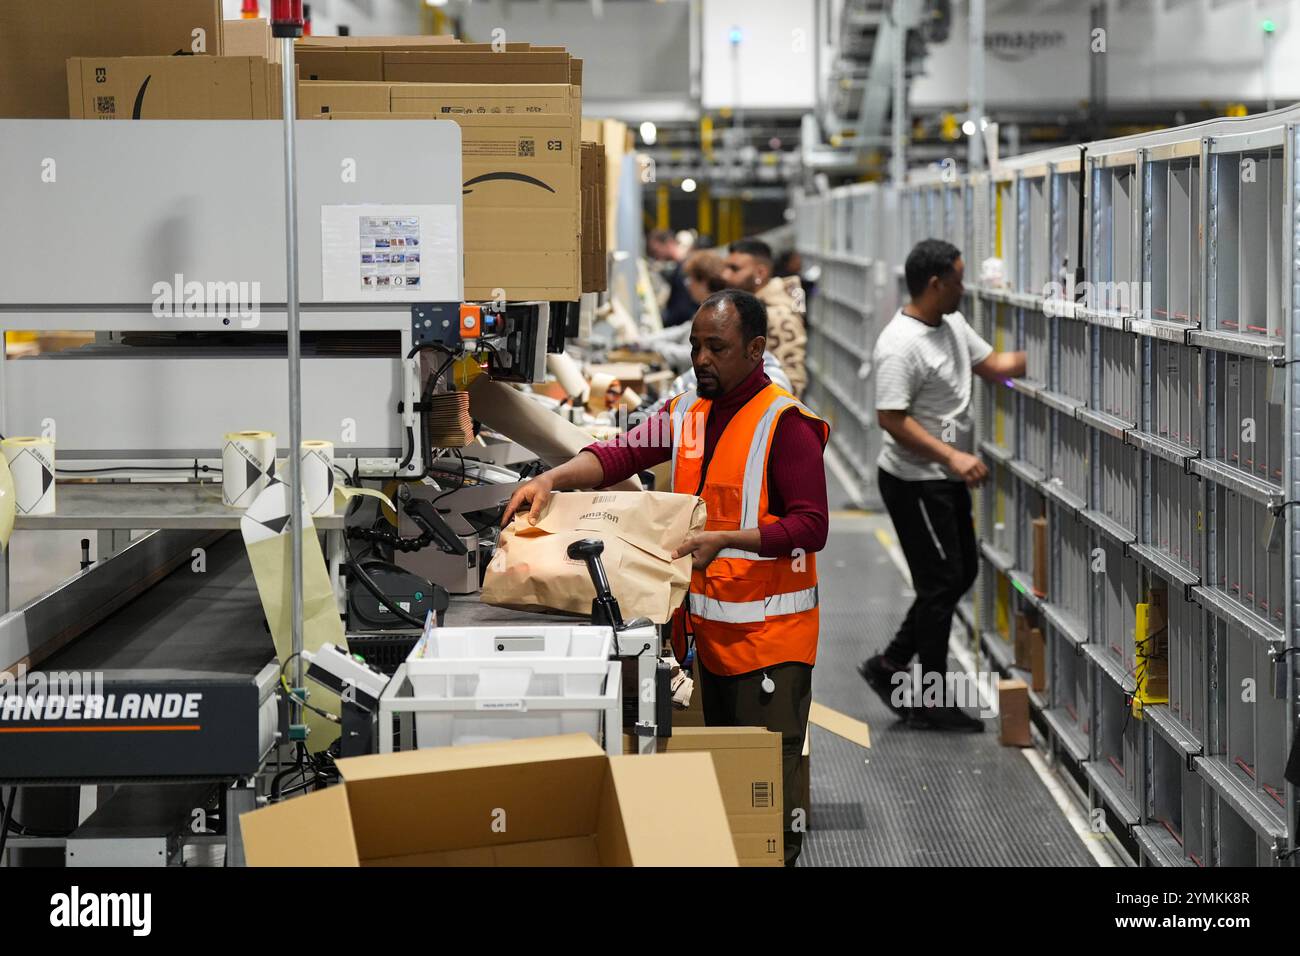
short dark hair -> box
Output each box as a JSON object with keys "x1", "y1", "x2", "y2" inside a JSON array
[
  {"x1": 647, "y1": 229, "x2": 675, "y2": 247},
  {"x1": 699, "y1": 289, "x2": 768, "y2": 344},
  {"x1": 729, "y1": 238, "x2": 773, "y2": 265},
  {"x1": 904, "y1": 239, "x2": 962, "y2": 298}
]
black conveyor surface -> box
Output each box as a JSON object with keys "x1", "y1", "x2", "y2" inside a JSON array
[{"x1": 40, "y1": 532, "x2": 274, "y2": 680}]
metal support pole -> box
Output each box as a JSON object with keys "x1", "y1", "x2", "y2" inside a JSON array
[
  {"x1": 279, "y1": 34, "x2": 305, "y2": 730},
  {"x1": 968, "y1": 0, "x2": 985, "y2": 171},
  {"x1": 890, "y1": 0, "x2": 907, "y2": 185}
]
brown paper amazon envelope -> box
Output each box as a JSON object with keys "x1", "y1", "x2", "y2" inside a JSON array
[{"x1": 481, "y1": 490, "x2": 706, "y2": 624}]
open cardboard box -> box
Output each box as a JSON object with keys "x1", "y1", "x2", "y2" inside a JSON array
[{"x1": 240, "y1": 733, "x2": 738, "y2": 866}]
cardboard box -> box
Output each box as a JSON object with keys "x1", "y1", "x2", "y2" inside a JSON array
[
  {"x1": 325, "y1": 109, "x2": 583, "y2": 301},
  {"x1": 67, "y1": 55, "x2": 281, "y2": 120},
  {"x1": 999, "y1": 679, "x2": 1031, "y2": 747},
  {"x1": 581, "y1": 142, "x2": 608, "y2": 292},
  {"x1": 298, "y1": 81, "x2": 575, "y2": 118},
  {"x1": 295, "y1": 47, "x2": 577, "y2": 85},
  {"x1": 624, "y1": 726, "x2": 783, "y2": 867},
  {"x1": 582, "y1": 117, "x2": 630, "y2": 254},
  {"x1": 1029, "y1": 626, "x2": 1046, "y2": 693},
  {"x1": 297, "y1": 35, "x2": 461, "y2": 49},
  {"x1": 1032, "y1": 516, "x2": 1048, "y2": 598},
  {"x1": 240, "y1": 734, "x2": 738, "y2": 867},
  {"x1": 223, "y1": 18, "x2": 280, "y2": 64},
  {"x1": 1, "y1": 0, "x2": 224, "y2": 118}
]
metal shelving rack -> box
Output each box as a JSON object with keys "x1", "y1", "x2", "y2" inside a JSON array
[{"x1": 795, "y1": 110, "x2": 1300, "y2": 867}]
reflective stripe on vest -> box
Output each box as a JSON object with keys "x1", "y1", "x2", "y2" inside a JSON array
[{"x1": 687, "y1": 585, "x2": 819, "y2": 624}]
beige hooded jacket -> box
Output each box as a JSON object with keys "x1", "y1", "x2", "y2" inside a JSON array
[{"x1": 756, "y1": 275, "x2": 808, "y2": 398}]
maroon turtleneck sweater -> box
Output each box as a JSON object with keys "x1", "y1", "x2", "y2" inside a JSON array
[{"x1": 584, "y1": 363, "x2": 830, "y2": 558}]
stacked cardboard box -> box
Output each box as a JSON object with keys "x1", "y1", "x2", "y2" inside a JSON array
[
  {"x1": 582, "y1": 118, "x2": 631, "y2": 255},
  {"x1": 581, "y1": 143, "x2": 608, "y2": 292},
  {"x1": 60, "y1": 33, "x2": 601, "y2": 302},
  {"x1": 224, "y1": 18, "x2": 281, "y2": 65},
  {"x1": 625, "y1": 726, "x2": 784, "y2": 867},
  {"x1": 296, "y1": 41, "x2": 586, "y2": 301},
  {"x1": 0, "y1": 0, "x2": 225, "y2": 118},
  {"x1": 67, "y1": 55, "x2": 282, "y2": 119}
]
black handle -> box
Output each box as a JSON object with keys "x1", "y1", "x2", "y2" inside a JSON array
[{"x1": 567, "y1": 538, "x2": 624, "y2": 629}]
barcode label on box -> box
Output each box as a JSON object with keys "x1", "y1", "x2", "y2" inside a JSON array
[
  {"x1": 95, "y1": 96, "x2": 116, "y2": 116},
  {"x1": 752, "y1": 781, "x2": 772, "y2": 808},
  {"x1": 518, "y1": 138, "x2": 535, "y2": 158}
]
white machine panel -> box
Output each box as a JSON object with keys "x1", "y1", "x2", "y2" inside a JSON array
[
  {"x1": 0, "y1": 119, "x2": 463, "y2": 308},
  {"x1": 4, "y1": 355, "x2": 403, "y2": 456}
]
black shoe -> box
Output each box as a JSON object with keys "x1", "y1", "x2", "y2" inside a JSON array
[
  {"x1": 858, "y1": 655, "x2": 909, "y2": 718},
  {"x1": 908, "y1": 705, "x2": 985, "y2": 733}
]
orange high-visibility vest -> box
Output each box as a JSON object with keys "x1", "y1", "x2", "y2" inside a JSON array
[{"x1": 668, "y1": 381, "x2": 830, "y2": 676}]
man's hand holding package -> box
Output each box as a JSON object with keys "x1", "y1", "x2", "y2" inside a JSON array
[{"x1": 672, "y1": 528, "x2": 764, "y2": 571}]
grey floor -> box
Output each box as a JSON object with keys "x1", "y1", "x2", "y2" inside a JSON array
[{"x1": 800, "y1": 469, "x2": 1098, "y2": 866}]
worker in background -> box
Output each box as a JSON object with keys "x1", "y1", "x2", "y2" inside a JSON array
[
  {"x1": 637, "y1": 251, "x2": 793, "y2": 406},
  {"x1": 775, "y1": 249, "x2": 817, "y2": 319},
  {"x1": 860, "y1": 239, "x2": 1026, "y2": 732},
  {"x1": 723, "y1": 238, "x2": 808, "y2": 397},
  {"x1": 646, "y1": 228, "x2": 697, "y2": 328},
  {"x1": 502, "y1": 290, "x2": 830, "y2": 866}
]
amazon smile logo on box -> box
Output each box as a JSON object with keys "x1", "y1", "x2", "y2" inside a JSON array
[{"x1": 462, "y1": 172, "x2": 556, "y2": 196}]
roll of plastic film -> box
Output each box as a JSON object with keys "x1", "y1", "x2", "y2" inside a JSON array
[
  {"x1": 222, "y1": 431, "x2": 277, "y2": 508},
  {"x1": 1, "y1": 436, "x2": 55, "y2": 516},
  {"x1": 301, "y1": 440, "x2": 336, "y2": 517}
]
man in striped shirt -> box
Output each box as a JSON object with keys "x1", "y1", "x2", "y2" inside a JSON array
[{"x1": 860, "y1": 239, "x2": 1025, "y2": 731}]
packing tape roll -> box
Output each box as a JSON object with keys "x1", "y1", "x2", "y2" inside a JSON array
[
  {"x1": 0, "y1": 453, "x2": 15, "y2": 548},
  {"x1": 222, "y1": 430, "x2": 277, "y2": 509},
  {"x1": 1, "y1": 436, "x2": 55, "y2": 516},
  {"x1": 546, "y1": 352, "x2": 589, "y2": 403},
  {"x1": 301, "y1": 440, "x2": 336, "y2": 517}
]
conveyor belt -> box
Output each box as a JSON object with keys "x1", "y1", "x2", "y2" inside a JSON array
[
  {"x1": 40, "y1": 532, "x2": 273, "y2": 679},
  {"x1": 1, "y1": 533, "x2": 278, "y2": 780},
  {"x1": 801, "y1": 483, "x2": 1097, "y2": 866}
]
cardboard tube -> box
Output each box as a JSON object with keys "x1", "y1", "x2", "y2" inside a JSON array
[
  {"x1": 467, "y1": 376, "x2": 642, "y2": 491},
  {"x1": 546, "y1": 352, "x2": 589, "y2": 403}
]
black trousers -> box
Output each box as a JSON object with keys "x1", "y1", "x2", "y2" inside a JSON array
[
  {"x1": 877, "y1": 468, "x2": 979, "y2": 677},
  {"x1": 699, "y1": 659, "x2": 813, "y2": 866}
]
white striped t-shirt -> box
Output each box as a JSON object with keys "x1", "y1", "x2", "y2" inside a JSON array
[{"x1": 873, "y1": 309, "x2": 993, "y2": 481}]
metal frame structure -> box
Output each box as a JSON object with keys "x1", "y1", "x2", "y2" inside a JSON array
[{"x1": 795, "y1": 106, "x2": 1300, "y2": 866}]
